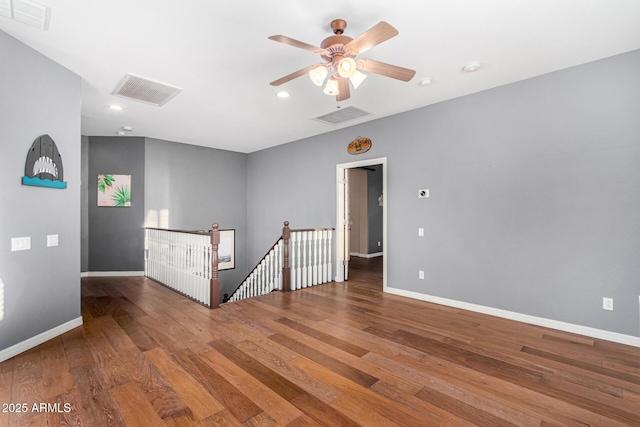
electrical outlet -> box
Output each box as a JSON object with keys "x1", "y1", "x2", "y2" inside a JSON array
[
  {"x1": 419, "y1": 270, "x2": 424, "y2": 280},
  {"x1": 377, "y1": 241, "x2": 381, "y2": 247},
  {"x1": 603, "y1": 297, "x2": 613, "y2": 311}
]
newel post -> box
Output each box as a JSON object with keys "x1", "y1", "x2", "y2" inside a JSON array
[
  {"x1": 282, "y1": 221, "x2": 291, "y2": 292},
  {"x1": 210, "y1": 223, "x2": 221, "y2": 308}
]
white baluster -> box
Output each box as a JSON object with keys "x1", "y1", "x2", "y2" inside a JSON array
[
  {"x1": 313, "y1": 230, "x2": 319, "y2": 285},
  {"x1": 276, "y1": 240, "x2": 283, "y2": 290},
  {"x1": 327, "y1": 230, "x2": 333, "y2": 283},
  {"x1": 296, "y1": 232, "x2": 302, "y2": 290},
  {"x1": 306, "y1": 232, "x2": 313, "y2": 286},
  {"x1": 300, "y1": 231, "x2": 307, "y2": 288},
  {"x1": 290, "y1": 233, "x2": 297, "y2": 291},
  {"x1": 273, "y1": 247, "x2": 278, "y2": 292},
  {"x1": 321, "y1": 230, "x2": 328, "y2": 284},
  {"x1": 267, "y1": 250, "x2": 274, "y2": 292}
]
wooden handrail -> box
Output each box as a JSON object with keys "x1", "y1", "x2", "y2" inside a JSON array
[
  {"x1": 145, "y1": 227, "x2": 207, "y2": 235},
  {"x1": 291, "y1": 227, "x2": 335, "y2": 232}
]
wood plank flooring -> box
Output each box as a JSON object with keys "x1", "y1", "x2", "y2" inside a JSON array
[{"x1": 2, "y1": 257, "x2": 640, "y2": 426}]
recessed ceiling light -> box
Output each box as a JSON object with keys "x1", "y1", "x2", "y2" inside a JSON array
[
  {"x1": 116, "y1": 131, "x2": 126, "y2": 136},
  {"x1": 462, "y1": 62, "x2": 481, "y2": 73},
  {"x1": 276, "y1": 91, "x2": 290, "y2": 98},
  {"x1": 122, "y1": 126, "x2": 133, "y2": 131},
  {"x1": 419, "y1": 78, "x2": 433, "y2": 86},
  {"x1": 108, "y1": 105, "x2": 124, "y2": 110}
]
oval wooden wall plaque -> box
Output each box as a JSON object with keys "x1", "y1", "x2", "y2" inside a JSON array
[{"x1": 347, "y1": 137, "x2": 372, "y2": 155}]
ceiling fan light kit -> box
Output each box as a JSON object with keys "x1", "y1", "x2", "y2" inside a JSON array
[
  {"x1": 323, "y1": 77, "x2": 340, "y2": 96},
  {"x1": 269, "y1": 19, "x2": 416, "y2": 101},
  {"x1": 349, "y1": 70, "x2": 367, "y2": 89},
  {"x1": 337, "y1": 57, "x2": 357, "y2": 78},
  {"x1": 309, "y1": 65, "x2": 328, "y2": 86}
]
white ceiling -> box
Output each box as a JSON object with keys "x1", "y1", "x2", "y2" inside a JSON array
[{"x1": 2, "y1": 0, "x2": 640, "y2": 153}]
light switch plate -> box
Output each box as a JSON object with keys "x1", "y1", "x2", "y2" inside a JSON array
[
  {"x1": 11, "y1": 237, "x2": 31, "y2": 251},
  {"x1": 47, "y1": 234, "x2": 59, "y2": 247},
  {"x1": 418, "y1": 228, "x2": 424, "y2": 237}
]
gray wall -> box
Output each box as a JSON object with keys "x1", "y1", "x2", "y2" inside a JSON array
[
  {"x1": 144, "y1": 138, "x2": 248, "y2": 297},
  {"x1": 88, "y1": 136, "x2": 145, "y2": 271},
  {"x1": 248, "y1": 49, "x2": 640, "y2": 337},
  {"x1": 367, "y1": 165, "x2": 383, "y2": 254},
  {"x1": 0, "y1": 30, "x2": 81, "y2": 350}
]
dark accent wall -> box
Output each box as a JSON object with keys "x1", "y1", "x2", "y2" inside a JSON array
[
  {"x1": 81, "y1": 135, "x2": 89, "y2": 272},
  {"x1": 0, "y1": 30, "x2": 81, "y2": 351},
  {"x1": 248, "y1": 49, "x2": 640, "y2": 337},
  {"x1": 88, "y1": 136, "x2": 145, "y2": 271}
]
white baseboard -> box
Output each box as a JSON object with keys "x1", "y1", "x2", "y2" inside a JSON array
[
  {"x1": 0, "y1": 316, "x2": 83, "y2": 363},
  {"x1": 350, "y1": 252, "x2": 384, "y2": 259},
  {"x1": 82, "y1": 271, "x2": 145, "y2": 277},
  {"x1": 385, "y1": 287, "x2": 640, "y2": 348}
]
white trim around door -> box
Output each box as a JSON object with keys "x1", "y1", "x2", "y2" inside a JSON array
[{"x1": 336, "y1": 157, "x2": 387, "y2": 291}]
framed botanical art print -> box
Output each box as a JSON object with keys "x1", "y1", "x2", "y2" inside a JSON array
[{"x1": 98, "y1": 174, "x2": 131, "y2": 207}]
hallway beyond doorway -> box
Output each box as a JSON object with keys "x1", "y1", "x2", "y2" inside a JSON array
[{"x1": 345, "y1": 256, "x2": 383, "y2": 287}]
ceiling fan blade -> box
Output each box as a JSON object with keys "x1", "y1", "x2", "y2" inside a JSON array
[
  {"x1": 344, "y1": 21, "x2": 398, "y2": 55},
  {"x1": 358, "y1": 58, "x2": 416, "y2": 82},
  {"x1": 270, "y1": 64, "x2": 316, "y2": 86},
  {"x1": 268, "y1": 35, "x2": 329, "y2": 56},
  {"x1": 336, "y1": 78, "x2": 351, "y2": 101}
]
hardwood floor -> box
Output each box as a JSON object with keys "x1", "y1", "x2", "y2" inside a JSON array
[{"x1": 2, "y1": 262, "x2": 640, "y2": 426}]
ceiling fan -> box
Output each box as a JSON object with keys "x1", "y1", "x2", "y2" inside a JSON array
[{"x1": 269, "y1": 19, "x2": 416, "y2": 101}]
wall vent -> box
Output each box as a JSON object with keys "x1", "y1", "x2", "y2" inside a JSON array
[
  {"x1": 0, "y1": 0, "x2": 50, "y2": 30},
  {"x1": 312, "y1": 106, "x2": 372, "y2": 125},
  {"x1": 0, "y1": 0, "x2": 11, "y2": 19},
  {"x1": 112, "y1": 73, "x2": 183, "y2": 106}
]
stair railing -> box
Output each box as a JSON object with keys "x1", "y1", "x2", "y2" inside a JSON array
[
  {"x1": 144, "y1": 223, "x2": 221, "y2": 308},
  {"x1": 224, "y1": 221, "x2": 334, "y2": 303}
]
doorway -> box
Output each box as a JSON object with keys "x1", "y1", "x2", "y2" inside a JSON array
[{"x1": 336, "y1": 157, "x2": 387, "y2": 290}]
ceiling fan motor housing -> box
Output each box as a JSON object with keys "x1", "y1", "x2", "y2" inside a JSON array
[{"x1": 321, "y1": 35, "x2": 356, "y2": 77}]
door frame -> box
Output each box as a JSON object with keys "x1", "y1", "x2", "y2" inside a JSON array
[{"x1": 335, "y1": 157, "x2": 387, "y2": 290}]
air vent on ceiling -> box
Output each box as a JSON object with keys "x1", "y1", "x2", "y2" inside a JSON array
[
  {"x1": 312, "y1": 106, "x2": 372, "y2": 126},
  {"x1": 0, "y1": 0, "x2": 10, "y2": 19},
  {"x1": 0, "y1": 0, "x2": 50, "y2": 30},
  {"x1": 112, "y1": 73, "x2": 183, "y2": 106}
]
